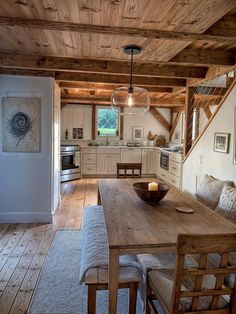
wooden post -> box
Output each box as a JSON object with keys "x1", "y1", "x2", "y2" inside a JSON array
[
  {"x1": 120, "y1": 107, "x2": 124, "y2": 140},
  {"x1": 92, "y1": 105, "x2": 96, "y2": 140},
  {"x1": 184, "y1": 86, "x2": 195, "y2": 157}
]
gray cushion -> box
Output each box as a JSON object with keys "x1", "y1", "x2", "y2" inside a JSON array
[
  {"x1": 195, "y1": 174, "x2": 233, "y2": 210},
  {"x1": 148, "y1": 268, "x2": 228, "y2": 312},
  {"x1": 215, "y1": 184, "x2": 236, "y2": 223}
]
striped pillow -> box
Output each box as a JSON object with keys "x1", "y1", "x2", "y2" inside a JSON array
[{"x1": 215, "y1": 185, "x2": 236, "y2": 224}]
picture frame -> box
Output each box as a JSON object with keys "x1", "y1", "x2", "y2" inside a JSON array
[
  {"x1": 213, "y1": 132, "x2": 230, "y2": 153},
  {"x1": 73, "y1": 127, "x2": 83, "y2": 139},
  {"x1": 132, "y1": 126, "x2": 143, "y2": 141}
]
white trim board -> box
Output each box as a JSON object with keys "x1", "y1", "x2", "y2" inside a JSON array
[{"x1": 0, "y1": 212, "x2": 52, "y2": 223}]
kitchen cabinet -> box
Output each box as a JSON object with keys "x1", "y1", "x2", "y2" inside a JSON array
[
  {"x1": 61, "y1": 105, "x2": 92, "y2": 140},
  {"x1": 81, "y1": 147, "x2": 97, "y2": 176},
  {"x1": 158, "y1": 152, "x2": 182, "y2": 189},
  {"x1": 121, "y1": 148, "x2": 142, "y2": 163},
  {"x1": 155, "y1": 150, "x2": 161, "y2": 177},
  {"x1": 142, "y1": 149, "x2": 156, "y2": 175},
  {"x1": 97, "y1": 148, "x2": 120, "y2": 175}
]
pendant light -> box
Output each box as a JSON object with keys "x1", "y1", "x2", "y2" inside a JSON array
[{"x1": 111, "y1": 45, "x2": 149, "y2": 113}]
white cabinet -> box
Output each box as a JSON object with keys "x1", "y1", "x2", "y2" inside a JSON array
[
  {"x1": 121, "y1": 148, "x2": 142, "y2": 163},
  {"x1": 155, "y1": 150, "x2": 161, "y2": 178},
  {"x1": 97, "y1": 148, "x2": 120, "y2": 175},
  {"x1": 61, "y1": 105, "x2": 92, "y2": 140},
  {"x1": 142, "y1": 149, "x2": 156, "y2": 175},
  {"x1": 81, "y1": 147, "x2": 97, "y2": 176},
  {"x1": 158, "y1": 152, "x2": 182, "y2": 189}
]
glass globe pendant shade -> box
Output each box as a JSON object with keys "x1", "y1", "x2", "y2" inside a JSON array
[{"x1": 111, "y1": 86, "x2": 149, "y2": 113}]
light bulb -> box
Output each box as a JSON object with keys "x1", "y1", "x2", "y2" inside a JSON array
[{"x1": 127, "y1": 92, "x2": 134, "y2": 107}]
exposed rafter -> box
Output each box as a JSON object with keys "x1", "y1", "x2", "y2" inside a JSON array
[
  {"x1": 0, "y1": 16, "x2": 236, "y2": 45},
  {"x1": 0, "y1": 53, "x2": 208, "y2": 79},
  {"x1": 149, "y1": 108, "x2": 171, "y2": 131}
]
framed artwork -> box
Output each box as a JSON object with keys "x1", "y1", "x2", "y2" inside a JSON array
[
  {"x1": 2, "y1": 97, "x2": 41, "y2": 152},
  {"x1": 132, "y1": 126, "x2": 143, "y2": 141},
  {"x1": 73, "y1": 127, "x2": 83, "y2": 139},
  {"x1": 213, "y1": 132, "x2": 230, "y2": 153}
]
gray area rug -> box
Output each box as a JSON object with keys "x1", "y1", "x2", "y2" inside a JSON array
[{"x1": 29, "y1": 230, "x2": 162, "y2": 314}]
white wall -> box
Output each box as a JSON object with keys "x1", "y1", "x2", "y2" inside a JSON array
[
  {"x1": 123, "y1": 108, "x2": 170, "y2": 142},
  {"x1": 182, "y1": 84, "x2": 236, "y2": 195},
  {"x1": 0, "y1": 75, "x2": 54, "y2": 223}
]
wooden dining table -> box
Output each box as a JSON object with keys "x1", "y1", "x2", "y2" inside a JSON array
[{"x1": 97, "y1": 178, "x2": 236, "y2": 314}]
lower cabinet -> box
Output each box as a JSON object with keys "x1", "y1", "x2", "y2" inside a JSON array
[
  {"x1": 142, "y1": 149, "x2": 156, "y2": 175},
  {"x1": 97, "y1": 153, "x2": 120, "y2": 175},
  {"x1": 159, "y1": 167, "x2": 181, "y2": 189}
]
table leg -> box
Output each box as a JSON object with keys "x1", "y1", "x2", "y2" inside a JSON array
[{"x1": 108, "y1": 248, "x2": 119, "y2": 314}]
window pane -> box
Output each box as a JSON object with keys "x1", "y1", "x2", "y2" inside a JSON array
[{"x1": 97, "y1": 108, "x2": 118, "y2": 136}]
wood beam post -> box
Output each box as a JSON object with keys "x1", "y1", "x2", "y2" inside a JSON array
[
  {"x1": 203, "y1": 106, "x2": 212, "y2": 120},
  {"x1": 92, "y1": 106, "x2": 96, "y2": 140},
  {"x1": 149, "y1": 108, "x2": 171, "y2": 132},
  {"x1": 170, "y1": 112, "x2": 181, "y2": 141},
  {"x1": 184, "y1": 87, "x2": 195, "y2": 157},
  {"x1": 120, "y1": 108, "x2": 124, "y2": 140}
]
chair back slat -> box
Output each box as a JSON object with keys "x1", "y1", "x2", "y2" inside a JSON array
[{"x1": 171, "y1": 234, "x2": 236, "y2": 313}]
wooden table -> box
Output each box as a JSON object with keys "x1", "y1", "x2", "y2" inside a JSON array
[{"x1": 97, "y1": 179, "x2": 236, "y2": 314}]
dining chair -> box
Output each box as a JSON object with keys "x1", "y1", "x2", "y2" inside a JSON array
[
  {"x1": 146, "y1": 233, "x2": 236, "y2": 314},
  {"x1": 116, "y1": 163, "x2": 142, "y2": 178}
]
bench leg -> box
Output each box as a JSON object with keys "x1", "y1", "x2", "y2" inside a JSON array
[
  {"x1": 129, "y1": 283, "x2": 137, "y2": 314},
  {"x1": 88, "y1": 284, "x2": 97, "y2": 314}
]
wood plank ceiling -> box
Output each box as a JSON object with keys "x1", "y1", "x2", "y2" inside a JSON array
[{"x1": 0, "y1": 0, "x2": 235, "y2": 110}]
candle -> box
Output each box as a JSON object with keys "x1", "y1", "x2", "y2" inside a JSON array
[{"x1": 148, "y1": 182, "x2": 158, "y2": 191}]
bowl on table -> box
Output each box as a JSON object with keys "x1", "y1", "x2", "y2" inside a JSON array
[{"x1": 133, "y1": 182, "x2": 170, "y2": 204}]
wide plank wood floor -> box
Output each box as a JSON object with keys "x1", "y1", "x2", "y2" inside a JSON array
[{"x1": 0, "y1": 179, "x2": 98, "y2": 314}]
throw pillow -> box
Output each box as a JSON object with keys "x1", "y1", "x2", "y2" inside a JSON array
[
  {"x1": 195, "y1": 174, "x2": 233, "y2": 210},
  {"x1": 215, "y1": 184, "x2": 236, "y2": 224}
]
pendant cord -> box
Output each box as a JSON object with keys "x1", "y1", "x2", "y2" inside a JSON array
[{"x1": 130, "y1": 49, "x2": 133, "y2": 88}]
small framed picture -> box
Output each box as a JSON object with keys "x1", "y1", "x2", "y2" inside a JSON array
[
  {"x1": 213, "y1": 132, "x2": 230, "y2": 153},
  {"x1": 73, "y1": 128, "x2": 83, "y2": 139},
  {"x1": 132, "y1": 126, "x2": 143, "y2": 141}
]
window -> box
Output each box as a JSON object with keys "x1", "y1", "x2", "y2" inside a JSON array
[{"x1": 97, "y1": 108, "x2": 119, "y2": 136}]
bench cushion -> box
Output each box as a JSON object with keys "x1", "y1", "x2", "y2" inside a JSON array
[
  {"x1": 195, "y1": 174, "x2": 233, "y2": 210},
  {"x1": 79, "y1": 205, "x2": 141, "y2": 285},
  {"x1": 215, "y1": 184, "x2": 236, "y2": 224}
]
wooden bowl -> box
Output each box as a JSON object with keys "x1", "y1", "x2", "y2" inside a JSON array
[{"x1": 133, "y1": 182, "x2": 170, "y2": 204}]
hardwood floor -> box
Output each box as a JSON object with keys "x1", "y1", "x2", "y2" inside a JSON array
[{"x1": 0, "y1": 179, "x2": 98, "y2": 314}]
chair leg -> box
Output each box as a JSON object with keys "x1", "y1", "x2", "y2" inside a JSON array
[
  {"x1": 88, "y1": 284, "x2": 97, "y2": 314},
  {"x1": 129, "y1": 283, "x2": 138, "y2": 314}
]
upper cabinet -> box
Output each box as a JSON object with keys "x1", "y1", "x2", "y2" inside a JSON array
[{"x1": 61, "y1": 105, "x2": 92, "y2": 140}]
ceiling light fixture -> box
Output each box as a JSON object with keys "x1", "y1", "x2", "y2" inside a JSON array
[{"x1": 111, "y1": 45, "x2": 149, "y2": 113}]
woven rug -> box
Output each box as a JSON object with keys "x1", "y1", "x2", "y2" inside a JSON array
[{"x1": 29, "y1": 230, "x2": 152, "y2": 314}]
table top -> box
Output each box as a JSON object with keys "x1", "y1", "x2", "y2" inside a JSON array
[{"x1": 98, "y1": 179, "x2": 236, "y2": 253}]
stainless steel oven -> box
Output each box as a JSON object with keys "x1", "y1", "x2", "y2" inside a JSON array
[
  {"x1": 160, "y1": 151, "x2": 169, "y2": 170},
  {"x1": 60, "y1": 145, "x2": 81, "y2": 182}
]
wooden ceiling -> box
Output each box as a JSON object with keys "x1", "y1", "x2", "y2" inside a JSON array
[{"x1": 0, "y1": 0, "x2": 235, "y2": 109}]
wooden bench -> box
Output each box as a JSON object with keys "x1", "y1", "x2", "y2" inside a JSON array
[
  {"x1": 80, "y1": 205, "x2": 142, "y2": 314},
  {"x1": 117, "y1": 163, "x2": 142, "y2": 178}
]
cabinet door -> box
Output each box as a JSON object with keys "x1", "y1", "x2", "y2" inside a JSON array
[
  {"x1": 121, "y1": 149, "x2": 142, "y2": 163},
  {"x1": 155, "y1": 151, "x2": 161, "y2": 177},
  {"x1": 142, "y1": 149, "x2": 148, "y2": 174},
  {"x1": 109, "y1": 155, "x2": 120, "y2": 174},
  {"x1": 97, "y1": 154, "x2": 109, "y2": 174},
  {"x1": 142, "y1": 149, "x2": 156, "y2": 174}
]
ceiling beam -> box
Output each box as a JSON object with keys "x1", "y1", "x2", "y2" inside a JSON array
[
  {"x1": 61, "y1": 94, "x2": 184, "y2": 107},
  {"x1": 56, "y1": 72, "x2": 186, "y2": 87},
  {"x1": 59, "y1": 82, "x2": 173, "y2": 93},
  {"x1": 0, "y1": 53, "x2": 207, "y2": 79},
  {"x1": 149, "y1": 108, "x2": 171, "y2": 132},
  {"x1": 171, "y1": 48, "x2": 235, "y2": 67},
  {"x1": 1, "y1": 16, "x2": 236, "y2": 45}
]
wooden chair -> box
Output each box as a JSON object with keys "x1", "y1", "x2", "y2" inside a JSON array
[
  {"x1": 117, "y1": 163, "x2": 142, "y2": 178},
  {"x1": 146, "y1": 233, "x2": 236, "y2": 314}
]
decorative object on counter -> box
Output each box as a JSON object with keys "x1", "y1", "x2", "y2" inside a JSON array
[
  {"x1": 73, "y1": 127, "x2": 83, "y2": 139},
  {"x1": 111, "y1": 45, "x2": 149, "y2": 113},
  {"x1": 148, "y1": 182, "x2": 158, "y2": 191},
  {"x1": 147, "y1": 131, "x2": 157, "y2": 141},
  {"x1": 156, "y1": 135, "x2": 166, "y2": 147},
  {"x1": 132, "y1": 126, "x2": 143, "y2": 141},
  {"x1": 149, "y1": 140, "x2": 154, "y2": 146},
  {"x1": 133, "y1": 182, "x2": 169, "y2": 204},
  {"x1": 213, "y1": 132, "x2": 230, "y2": 153},
  {"x1": 2, "y1": 97, "x2": 41, "y2": 152},
  {"x1": 65, "y1": 129, "x2": 68, "y2": 139},
  {"x1": 127, "y1": 141, "x2": 141, "y2": 147}
]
